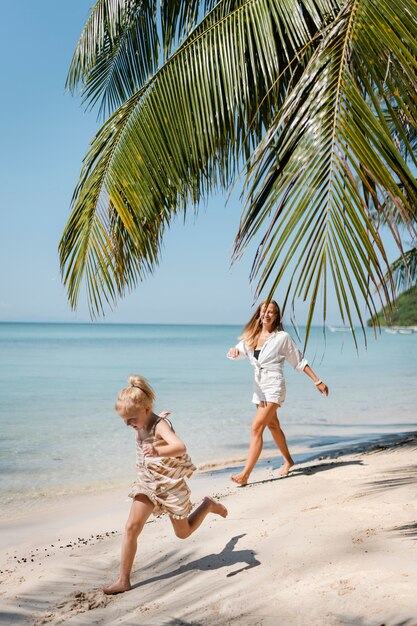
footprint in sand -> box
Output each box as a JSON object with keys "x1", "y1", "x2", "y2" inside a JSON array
[
  {"x1": 351, "y1": 527, "x2": 377, "y2": 544},
  {"x1": 331, "y1": 578, "x2": 356, "y2": 596},
  {"x1": 34, "y1": 590, "x2": 110, "y2": 625}
]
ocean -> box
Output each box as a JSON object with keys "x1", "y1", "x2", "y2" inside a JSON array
[{"x1": 1, "y1": 322, "x2": 416, "y2": 518}]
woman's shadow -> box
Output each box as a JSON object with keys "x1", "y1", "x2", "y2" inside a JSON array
[{"x1": 132, "y1": 534, "x2": 260, "y2": 590}]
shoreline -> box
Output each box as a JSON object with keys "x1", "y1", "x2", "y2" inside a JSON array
[
  {"x1": 1, "y1": 431, "x2": 416, "y2": 625},
  {"x1": 2, "y1": 427, "x2": 416, "y2": 525},
  {"x1": 2, "y1": 427, "x2": 417, "y2": 526}
]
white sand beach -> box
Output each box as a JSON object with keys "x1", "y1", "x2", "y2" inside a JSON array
[{"x1": 1, "y1": 433, "x2": 416, "y2": 626}]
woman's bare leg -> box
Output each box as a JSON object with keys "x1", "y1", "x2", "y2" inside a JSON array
[
  {"x1": 231, "y1": 402, "x2": 279, "y2": 485},
  {"x1": 267, "y1": 411, "x2": 294, "y2": 476},
  {"x1": 170, "y1": 497, "x2": 228, "y2": 539},
  {"x1": 103, "y1": 494, "x2": 154, "y2": 594}
]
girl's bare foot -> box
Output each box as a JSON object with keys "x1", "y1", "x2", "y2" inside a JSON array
[
  {"x1": 102, "y1": 579, "x2": 131, "y2": 595},
  {"x1": 231, "y1": 473, "x2": 249, "y2": 486},
  {"x1": 279, "y1": 459, "x2": 294, "y2": 477},
  {"x1": 204, "y1": 496, "x2": 228, "y2": 518}
]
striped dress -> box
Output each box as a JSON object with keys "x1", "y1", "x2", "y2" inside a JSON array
[{"x1": 128, "y1": 417, "x2": 196, "y2": 519}]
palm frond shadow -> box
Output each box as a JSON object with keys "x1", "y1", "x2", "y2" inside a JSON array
[
  {"x1": 164, "y1": 617, "x2": 201, "y2": 626},
  {"x1": 388, "y1": 522, "x2": 417, "y2": 541},
  {"x1": 336, "y1": 616, "x2": 417, "y2": 626},
  {"x1": 363, "y1": 465, "x2": 417, "y2": 494},
  {"x1": 131, "y1": 533, "x2": 260, "y2": 590}
]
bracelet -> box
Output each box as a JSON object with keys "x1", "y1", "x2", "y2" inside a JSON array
[{"x1": 314, "y1": 380, "x2": 323, "y2": 386}]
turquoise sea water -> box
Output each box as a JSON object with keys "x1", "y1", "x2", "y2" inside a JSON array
[{"x1": 1, "y1": 322, "x2": 416, "y2": 516}]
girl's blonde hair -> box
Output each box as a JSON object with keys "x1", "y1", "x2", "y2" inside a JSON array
[
  {"x1": 240, "y1": 300, "x2": 282, "y2": 349},
  {"x1": 115, "y1": 375, "x2": 155, "y2": 412}
]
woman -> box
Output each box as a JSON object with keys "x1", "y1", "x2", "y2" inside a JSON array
[{"x1": 227, "y1": 300, "x2": 328, "y2": 485}]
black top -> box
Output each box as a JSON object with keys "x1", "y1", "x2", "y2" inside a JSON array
[{"x1": 254, "y1": 349, "x2": 261, "y2": 360}]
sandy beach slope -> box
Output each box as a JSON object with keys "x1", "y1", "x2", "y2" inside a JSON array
[{"x1": 1, "y1": 433, "x2": 416, "y2": 626}]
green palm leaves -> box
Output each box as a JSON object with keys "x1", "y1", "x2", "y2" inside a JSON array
[
  {"x1": 60, "y1": 0, "x2": 417, "y2": 340},
  {"x1": 238, "y1": 0, "x2": 417, "y2": 341}
]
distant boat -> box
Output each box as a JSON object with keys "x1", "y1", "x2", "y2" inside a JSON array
[
  {"x1": 384, "y1": 327, "x2": 416, "y2": 335},
  {"x1": 328, "y1": 325, "x2": 353, "y2": 332}
]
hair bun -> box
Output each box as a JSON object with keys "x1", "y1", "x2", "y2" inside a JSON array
[
  {"x1": 125, "y1": 375, "x2": 156, "y2": 404},
  {"x1": 129, "y1": 375, "x2": 144, "y2": 389}
]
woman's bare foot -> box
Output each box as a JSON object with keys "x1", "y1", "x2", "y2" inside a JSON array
[
  {"x1": 204, "y1": 496, "x2": 228, "y2": 517},
  {"x1": 231, "y1": 473, "x2": 249, "y2": 486},
  {"x1": 102, "y1": 579, "x2": 131, "y2": 595},
  {"x1": 279, "y1": 459, "x2": 294, "y2": 477}
]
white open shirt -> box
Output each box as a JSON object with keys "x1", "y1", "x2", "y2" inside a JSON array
[{"x1": 231, "y1": 330, "x2": 308, "y2": 377}]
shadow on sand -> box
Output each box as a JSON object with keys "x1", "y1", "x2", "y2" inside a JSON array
[
  {"x1": 388, "y1": 522, "x2": 417, "y2": 541},
  {"x1": 231, "y1": 459, "x2": 365, "y2": 489},
  {"x1": 132, "y1": 534, "x2": 260, "y2": 590},
  {"x1": 364, "y1": 464, "x2": 417, "y2": 494}
]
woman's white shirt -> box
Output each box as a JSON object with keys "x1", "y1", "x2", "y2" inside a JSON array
[{"x1": 231, "y1": 330, "x2": 307, "y2": 377}]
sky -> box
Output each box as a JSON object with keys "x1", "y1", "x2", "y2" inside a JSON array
[{"x1": 0, "y1": 1, "x2": 403, "y2": 327}]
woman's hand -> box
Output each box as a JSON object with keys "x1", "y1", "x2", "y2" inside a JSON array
[
  {"x1": 315, "y1": 381, "x2": 329, "y2": 396},
  {"x1": 228, "y1": 347, "x2": 240, "y2": 358}
]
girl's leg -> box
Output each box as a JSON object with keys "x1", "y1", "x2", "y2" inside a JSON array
[
  {"x1": 231, "y1": 402, "x2": 279, "y2": 485},
  {"x1": 170, "y1": 496, "x2": 228, "y2": 539},
  {"x1": 267, "y1": 411, "x2": 294, "y2": 477},
  {"x1": 103, "y1": 494, "x2": 154, "y2": 595}
]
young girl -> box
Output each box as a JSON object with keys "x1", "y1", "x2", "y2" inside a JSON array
[
  {"x1": 227, "y1": 300, "x2": 328, "y2": 485},
  {"x1": 103, "y1": 375, "x2": 228, "y2": 595}
]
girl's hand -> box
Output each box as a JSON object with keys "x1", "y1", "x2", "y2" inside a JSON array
[
  {"x1": 142, "y1": 443, "x2": 158, "y2": 457},
  {"x1": 228, "y1": 347, "x2": 240, "y2": 358},
  {"x1": 159, "y1": 410, "x2": 170, "y2": 418}
]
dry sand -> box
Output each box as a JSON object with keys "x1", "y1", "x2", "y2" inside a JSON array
[{"x1": 1, "y1": 434, "x2": 416, "y2": 626}]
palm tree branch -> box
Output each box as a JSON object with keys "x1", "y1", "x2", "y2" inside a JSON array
[
  {"x1": 61, "y1": 0, "x2": 339, "y2": 313},
  {"x1": 236, "y1": 0, "x2": 417, "y2": 338}
]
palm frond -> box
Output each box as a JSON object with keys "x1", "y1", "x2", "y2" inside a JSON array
[
  {"x1": 161, "y1": 0, "x2": 220, "y2": 58},
  {"x1": 67, "y1": 0, "x2": 159, "y2": 117},
  {"x1": 66, "y1": 0, "x2": 243, "y2": 116},
  {"x1": 237, "y1": 0, "x2": 417, "y2": 344},
  {"x1": 61, "y1": 0, "x2": 335, "y2": 314},
  {"x1": 389, "y1": 247, "x2": 417, "y2": 294}
]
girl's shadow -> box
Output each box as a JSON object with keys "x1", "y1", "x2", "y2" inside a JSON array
[{"x1": 132, "y1": 534, "x2": 260, "y2": 589}]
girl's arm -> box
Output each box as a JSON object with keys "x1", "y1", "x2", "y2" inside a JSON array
[
  {"x1": 303, "y1": 365, "x2": 329, "y2": 396},
  {"x1": 142, "y1": 419, "x2": 186, "y2": 458}
]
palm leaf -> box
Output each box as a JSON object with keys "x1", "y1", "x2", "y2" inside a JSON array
[
  {"x1": 67, "y1": 0, "x2": 159, "y2": 117},
  {"x1": 388, "y1": 247, "x2": 417, "y2": 294},
  {"x1": 237, "y1": 0, "x2": 417, "y2": 345},
  {"x1": 66, "y1": 0, "x2": 248, "y2": 116},
  {"x1": 61, "y1": 0, "x2": 336, "y2": 315}
]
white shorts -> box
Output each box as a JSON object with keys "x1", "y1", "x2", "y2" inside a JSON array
[{"x1": 252, "y1": 369, "x2": 286, "y2": 405}]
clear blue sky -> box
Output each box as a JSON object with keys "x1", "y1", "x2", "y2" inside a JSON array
[{"x1": 0, "y1": 1, "x2": 402, "y2": 326}]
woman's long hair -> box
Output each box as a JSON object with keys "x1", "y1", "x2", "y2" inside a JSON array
[{"x1": 240, "y1": 300, "x2": 282, "y2": 349}]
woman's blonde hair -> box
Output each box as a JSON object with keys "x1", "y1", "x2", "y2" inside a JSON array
[
  {"x1": 115, "y1": 375, "x2": 155, "y2": 412},
  {"x1": 240, "y1": 300, "x2": 282, "y2": 349}
]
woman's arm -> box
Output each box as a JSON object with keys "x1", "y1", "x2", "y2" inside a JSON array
[
  {"x1": 303, "y1": 365, "x2": 329, "y2": 396},
  {"x1": 142, "y1": 419, "x2": 186, "y2": 458},
  {"x1": 227, "y1": 340, "x2": 247, "y2": 360}
]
